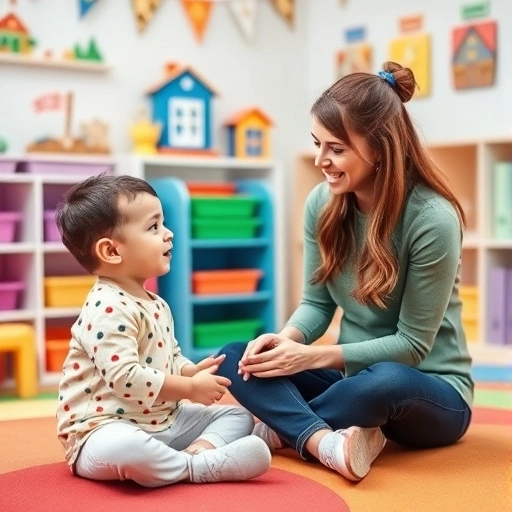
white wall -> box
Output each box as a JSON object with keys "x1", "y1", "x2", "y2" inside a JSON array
[{"x1": 305, "y1": 0, "x2": 512, "y2": 145}]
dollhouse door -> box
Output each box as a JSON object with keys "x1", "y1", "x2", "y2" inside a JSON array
[{"x1": 168, "y1": 98, "x2": 205, "y2": 148}]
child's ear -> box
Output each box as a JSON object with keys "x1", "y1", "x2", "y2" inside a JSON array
[{"x1": 95, "y1": 238, "x2": 122, "y2": 265}]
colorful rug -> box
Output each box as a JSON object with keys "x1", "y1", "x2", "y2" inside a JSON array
[{"x1": 0, "y1": 377, "x2": 510, "y2": 511}]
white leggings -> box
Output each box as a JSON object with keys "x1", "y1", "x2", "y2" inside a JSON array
[{"x1": 75, "y1": 403, "x2": 254, "y2": 487}]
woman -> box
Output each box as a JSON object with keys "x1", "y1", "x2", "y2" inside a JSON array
[{"x1": 217, "y1": 61, "x2": 473, "y2": 482}]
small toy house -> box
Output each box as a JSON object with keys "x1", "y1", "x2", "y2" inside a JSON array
[
  {"x1": 0, "y1": 12, "x2": 36, "y2": 54},
  {"x1": 146, "y1": 62, "x2": 219, "y2": 155},
  {"x1": 452, "y1": 21, "x2": 496, "y2": 90},
  {"x1": 224, "y1": 107, "x2": 274, "y2": 159}
]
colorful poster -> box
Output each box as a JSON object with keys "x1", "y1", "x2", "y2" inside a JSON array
[
  {"x1": 452, "y1": 20, "x2": 496, "y2": 90},
  {"x1": 335, "y1": 43, "x2": 373, "y2": 80},
  {"x1": 389, "y1": 33, "x2": 431, "y2": 98}
]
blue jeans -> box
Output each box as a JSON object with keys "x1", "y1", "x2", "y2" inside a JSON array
[{"x1": 217, "y1": 342, "x2": 472, "y2": 460}]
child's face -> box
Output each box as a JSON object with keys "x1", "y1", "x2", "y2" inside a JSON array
[{"x1": 114, "y1": 192, "x2": 173, "y2": 281}]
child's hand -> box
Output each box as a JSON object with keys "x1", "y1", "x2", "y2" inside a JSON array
[
  {"x1": 196, "y1": 354, "x2": 226, "y2": 372},
  {"x1": 190, "y1": 366, "x2": 231, "y2": 405}
]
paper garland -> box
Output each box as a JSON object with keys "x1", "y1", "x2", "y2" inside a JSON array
[
  {"x1": 180, "y1": 0, "x2": 214, "y2": 43},
  {"x1": 229, "y1": 0, "x2": 258, "y2": 41},
  {"x1": 270, "y1": 0, "x2": 294, "y2": 28},
  {"x1": 78, "y1": 0, "x2": 99, "y2": 19},
  {"x1": 131, "y1": 0, "x2": 163, "y2": 33}
]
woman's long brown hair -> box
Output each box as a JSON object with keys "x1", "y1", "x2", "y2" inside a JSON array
[{"x1": 310, "y1": 61, "x2": 466, "y2": 309}]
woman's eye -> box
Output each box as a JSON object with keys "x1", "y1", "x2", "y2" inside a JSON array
[
  {"x1": 312, "y1": 141, "x2": 320, "y2": 148},
  {"x1": 332, "y1": 148, "x2": 343, "y2": 155}
]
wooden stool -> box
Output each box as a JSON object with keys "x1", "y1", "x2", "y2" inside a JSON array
[{"x1": 0, "y1": 323, "x2": 38, "y2": 398}]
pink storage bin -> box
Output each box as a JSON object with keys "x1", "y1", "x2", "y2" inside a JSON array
[
  {"x1": 0, "y1": 212, "x2": 22, "y2": 243},
  {"x1": 17, "y1": 161, "x2": 114, "y2": 176},
  {"x1": 0, "y1": 281, "x2": 24, "y2": 310},
  {"x1": 0, "y1": 160, "x2": 17, "y2": 174},
  {"x1": 43, "y1": 210, "x2": 60, "y2": 242}
]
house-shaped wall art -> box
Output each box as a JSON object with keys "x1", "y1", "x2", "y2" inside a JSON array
[
  {"x1": 452, "y1": 20, "x2": 496, "y2": 90},
  {"x1": 224, "y1": 107, "x2": 273, "y2": 159},
  {"x1": 0, "y1": 11, "x2": 36, "y2": 54},
  {"x1": 146, "y1": 62, "x2": 219, "y2": 155}
]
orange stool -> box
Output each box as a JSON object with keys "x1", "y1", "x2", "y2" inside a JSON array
[{"x1": 0, "y1": 323, "x2": 38, "y2": 398}]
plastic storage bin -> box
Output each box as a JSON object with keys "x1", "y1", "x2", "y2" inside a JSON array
[
  {"x1": 0, "y1": 160, "x2": 17, "y2": 174},
  {"x1": 43, "y1": 210, "x2": 60, "y2": 242},
  {"x1": 192, "y1": 269, "x2": 263, "y2": 295},
  {"x1": 44, "y1": 275, "x2": 96, "y2": 307},
  {"x1": 193, "y1": 319, "x2": 262, "y2": 348},
  {"x1": 192, "y1": 218, "x2": 261, "y2": 239},
  {"x1": 0, "y1": 281, "x2": 24, "y2": 310},
  {"x1": 191, "y1": 196, "x2": 259, "y2": 218},
  {"x1": 17, "y1": 160, "x2": 114, "y2": 175},
  {"x1": 0, "y1": 212, "x2": 22, "y2": 243},
  {"x1": 46, "y1": 340, "x2": 69, "y2": 372},
  {"x1": 187, "y1": 182, "x2": 236, "y2": 196}
]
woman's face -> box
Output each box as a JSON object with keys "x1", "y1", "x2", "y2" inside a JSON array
[{"x1": 311, "y1": 117, "x2": 378, "y2": 214}]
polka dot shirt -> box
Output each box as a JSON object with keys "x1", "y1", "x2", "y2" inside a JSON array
[{"x1": 57, "y1": 278, "x2": 192, "y2": 468}]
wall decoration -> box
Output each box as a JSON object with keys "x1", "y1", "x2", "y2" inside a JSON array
[
  {"x1": 229, "y1": 0, "x2": 258, "y2": 41},
  {"x1": 0, "y1": 8, "x2": 36, "y2": 54},
  {"x1": 72, "y1": 37, "x2": 103, "y2": 62},
  {"x1": 180, "y1": 0, "x2": 214, "y2": 43},
  {"x1": 460, "y1": 1, "x2": 490, "y2": 20},
  {"x1": 452, "y1": 20, "x2": 496, "y2": 90},
  {"x1": 130, "y1": 109, "x2": 162, "y2": 154},
  {"x1": 271, "y1": 0, "x2": 294, "y2": 28},
  {"x1": 389, "y1": 15, "x2": 430, "y2": 98},
  {"x1": 131, "y1": 0, "x2": 162, "y2": 33},
  {"x1": 335, "y1": 26, "x2": 372, "y2": 81},
  {"x1": 78, "y1": 0, "x2": 100, "y2": 19},
  {"x1": 224, "y1": 107, "x2": 273, "y2": 159},
  {"x1": 27, "y1": 92, "x2": 110, "y2": 154},
  {"x1": 146, "y1": 62, "x2": 219, "y2": 155}
]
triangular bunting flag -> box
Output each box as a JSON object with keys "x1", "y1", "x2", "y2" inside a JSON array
[
  {"x1": 79, "y1": 0, "x2": 99, "y2": 18},
  {"x1": 131, "y1": 0, "x2": 162, "y2": 33},
  {"x1": 228, "y1": 0, "x2": 258, "y2": 41},
  {"x1": 180, "y1": 0, "x2": 214, "y2": 43},
  {"x1": 271, "y1": 0, "x2": 294, "y2": 28}
]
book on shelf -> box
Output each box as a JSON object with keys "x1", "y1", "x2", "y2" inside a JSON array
[
  {"x1": 487, "y1": 266, "x2": 512, "y2": 345},
  {"x1": 493, "y1": 161, "x2": 512, "y2": 239}
]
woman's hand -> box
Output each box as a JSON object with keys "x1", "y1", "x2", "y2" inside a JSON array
[{"x1": 238, "y1": 333, "x2": 310, "y2": 380}]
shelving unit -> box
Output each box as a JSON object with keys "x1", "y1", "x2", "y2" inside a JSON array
[
  {"x1": 0, "y1": 154, "x2": 115, "y2": 388},
  {"x1": 0, "y1": 53, "x2": 111, "y2": 72},
  {"x1": 293, "y1": 140, "x2": 512, "y2": 366},
  {"x1": 129, "y1": 155, "x2": 285, "y2": 362}
]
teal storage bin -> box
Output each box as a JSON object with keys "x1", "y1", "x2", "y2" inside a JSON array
[
  {"x1": 192, "y1": 218, "x2": 261, "y2": 239},
  {"x1": 193, "y1": 319, "x2": 263, "y2": 348},
  {"x1": 191, "y1": 196, "x2": 260, "y2": 219}
]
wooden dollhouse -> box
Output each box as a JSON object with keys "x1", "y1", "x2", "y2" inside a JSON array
[
  {"x1": 224, "y1": 107, "x2": 273, "y2": 159},
  {"x1": 0, "y1": 11, "x2": 35, "y2": 54},
  {"x1": 146, "y1": 62, "x2": 219, "y2": 155}
]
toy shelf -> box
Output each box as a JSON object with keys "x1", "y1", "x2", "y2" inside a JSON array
[
  {"x1": 0, "y1": 154, "x2": 116, "y2": 389},
  {"x1": 292, "y1": 139, "x2": 512, "y2": 366},
  {"x1": 0, "y1": 53, "x2": 111, "y2": 72},
  {"x1": 128, "y1": 154, "x2": 285, "y2": 362}
]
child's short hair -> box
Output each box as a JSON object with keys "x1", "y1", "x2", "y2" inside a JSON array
[{"x1": 55, "y1": 174, "x2": 158, "y2": 273}]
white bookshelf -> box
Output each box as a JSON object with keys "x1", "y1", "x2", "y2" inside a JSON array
[
  {"x1": 292, "y1": 139, "x2": 512, "y2": 366},
  {"x1": 0, "y1": 154, "x2": 116, "y2": 388},
  {"x1": 0, "y1": 53, "x2": 111, "y2": 72}
]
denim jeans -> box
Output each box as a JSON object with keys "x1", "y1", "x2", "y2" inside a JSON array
[{"x1": 217, "y1": 342, "x2": 472, "y2": 460}]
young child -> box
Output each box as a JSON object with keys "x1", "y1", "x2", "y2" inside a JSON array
[{"x1": 55, "y1": 174, "x2": 271, "y2": 487}]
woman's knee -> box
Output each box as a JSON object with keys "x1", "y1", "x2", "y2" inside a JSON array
[{"x1": 217, "y1": 342, "x2": 246, "y2": 359}]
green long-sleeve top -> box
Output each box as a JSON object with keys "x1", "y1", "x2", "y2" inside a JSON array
[{"x1": 287, "y1": 182, "x2": 474, "y2": 406}]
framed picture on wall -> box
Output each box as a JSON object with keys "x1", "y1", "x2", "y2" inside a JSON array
[
  {"x1": 335, "y1": 42, "x2": 373, "y2": 81},
  {"x1": 451, "y1": 20, "x2": 496, "y2": 90},
  {"x1": 389, "y1": 33, "x2": 431, "y2": 98}
]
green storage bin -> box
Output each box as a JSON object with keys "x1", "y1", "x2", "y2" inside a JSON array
[
  {"x1": 191, "y1": 196, "x2": 260, "y2": 219},
  {"x1": 193, "y1": 319, "x2": 263, "y2": 348},
  {"x1": 192, "y1": 218, "x2": 262, "y2": 239}
]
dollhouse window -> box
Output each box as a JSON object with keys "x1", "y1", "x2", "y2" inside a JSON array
[
  {"x1": 246, "y1": 129, "x2": 262, "y2": 156},
  {"x1": 168, "y1": 98, "x2": 204, "y2": 148}
]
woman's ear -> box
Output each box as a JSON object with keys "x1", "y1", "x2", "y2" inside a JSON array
[{"x1": 95, "y1": 238, "x2": 122, "y2": 265}]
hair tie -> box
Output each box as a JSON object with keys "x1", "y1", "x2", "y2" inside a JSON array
[{"x1": 378, "y1": 70, "x2": 396, "y2": 87}]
